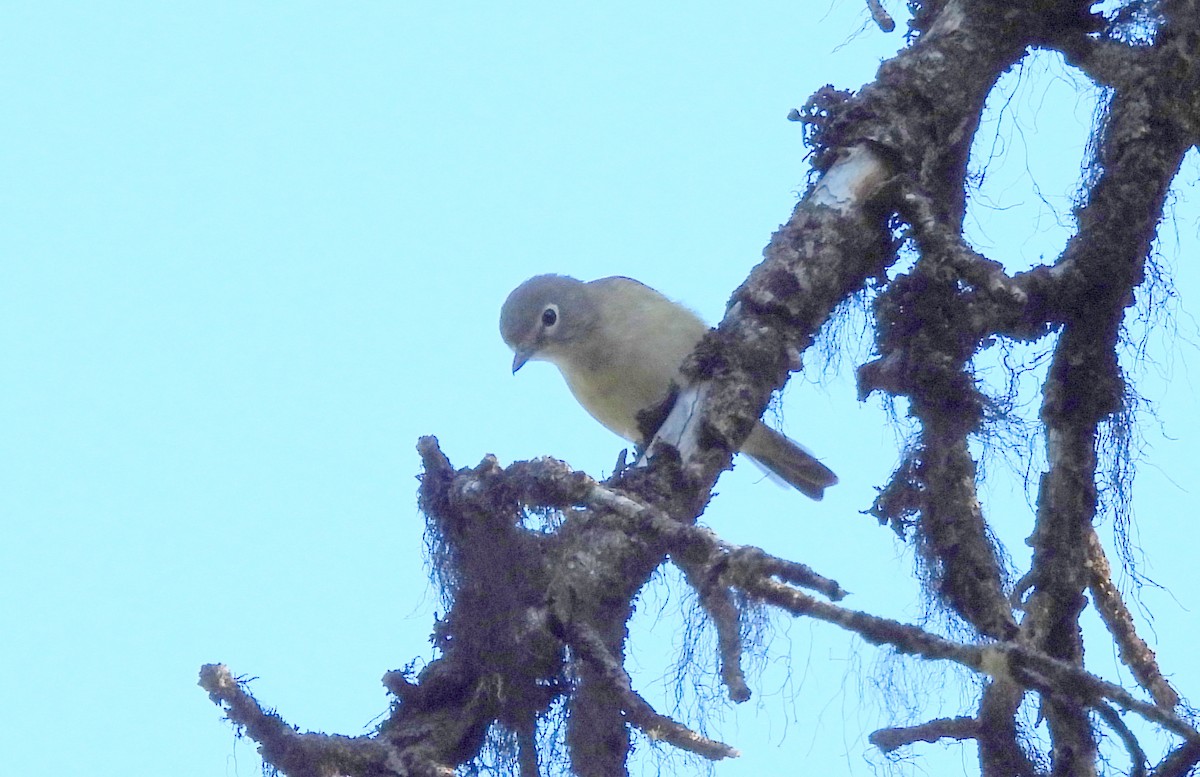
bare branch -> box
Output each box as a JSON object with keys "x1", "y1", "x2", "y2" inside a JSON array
[
  {"x1": 728, "y1": 546, "x2": 848, "y2": 602},
  {"x1": 198, "y1": 664, "x2": 449, "y2": 777},
  {"x1": 1086, "y1": 528, "x2": 1181, "y2": 709},
  {"x1": 1150, "y1": 741, "x2": 1200, "y2": 777},
  {"x1": 869, "y1": 716, "x2": 979, "y2": 753},
  {"x1": 1020, "y1": 52, "x2": 1194, "y2": 770},
  {"x1": 672, "y1": 553, "x2": 751, "y2": 703},
  {"x1": 571, "y1": 467, "x2": 848, "y2": 602},
  {"x1": 723, "y1": 575, "x2": 1200, "y2": 745},
  {"x1": 1094, "y1": 702, "x2": 1149, "y2": 777},
  {"x1": 866, "y1": 185, "x2": 1020, "y2": 641},
  {"x1": 565, "y1": 621, "x2": 740, "y2": 761},
  {"x1": 1059, "y1": 37, "x2": 1147, "y2": 90},
  {"x1": 736, "y1": 574, "x2": 985, "y2": 665},
  {"x1": 1003, "y1": 648, "x2": 1200, "y2": 745},
  {"x1": 642, "y1": 142, "x2": 897, "y2": 503},
  {"x1": 500, "y1": 455, "x2": 1193, "y2": 745},
  {"x1": 977, "y1": 680, "x2": 1041, "y2": 777},
  {"x1": 864, "y1": 0, "x2": 895, "y2": 33}
]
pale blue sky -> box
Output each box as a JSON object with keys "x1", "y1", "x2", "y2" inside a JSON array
[{"x1": 2, "y1": 3, "x2": 1197, "y2": 776}]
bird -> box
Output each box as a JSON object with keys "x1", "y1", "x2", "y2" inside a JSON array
[{"x1": 499, "y1": 274, "x2": 837, "y2": 499}]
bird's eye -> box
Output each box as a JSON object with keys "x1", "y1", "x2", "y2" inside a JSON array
[{"x1": 542, "y1": 306, "x2": 558, "y2": 327}]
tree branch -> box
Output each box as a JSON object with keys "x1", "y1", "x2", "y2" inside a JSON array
[
  {"x1": 1021, "y1": 52, "x2": 1193, "y2": 771},
  {"x1": 1150, "y1": 741, "x2": 1200, "y2": 777},
  {"x1": 869, "y1": 715, "x2": 979, "y2": 753},
  {"x1": 672, "y1": 553, "x2": 751, "y2": 703},
  {"x1": 1086, "y1": 528, "x2": 1181, "y2": 709},
  {"x1": 563, "y1": 620, "x2": 740, "y2": 761},
  {"x1": 199, "y1": 663, "x2": 448, "y2": 777},
  {"x1": 1094, "y1": 701, "x2": 1149, "y2": 777},
  {"x1": 199, "y1": 4, "x2": 1200, "y2": 775}
]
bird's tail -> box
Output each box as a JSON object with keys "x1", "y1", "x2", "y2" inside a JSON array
[{"x1": 742, "y1": 423, "x2": 838, "y2": 501}]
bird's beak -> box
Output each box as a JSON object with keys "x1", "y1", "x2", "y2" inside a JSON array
[{"x1": 512, "y1": 348, "x2": 532, "y2": 374}]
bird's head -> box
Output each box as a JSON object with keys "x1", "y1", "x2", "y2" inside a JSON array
[{"x1": 499, "y1": 274, "x2": 599, "y2": 372}]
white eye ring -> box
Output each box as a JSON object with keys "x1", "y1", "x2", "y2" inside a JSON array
[{"x1": 541, "y1": 304, "x2": 559, "y2": 328}]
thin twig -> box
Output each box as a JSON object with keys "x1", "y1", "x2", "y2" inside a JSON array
[
  {"x1": 564, "y1": 621, "x2": 740, "y2": 760},
  {"x1": 1094, "y1": 701, "x2": 1148, "y2": 777},
  {"x1": 673, "y1": 553, "x2": 751, "y2": 702},
  {"x1": 727, "y1": 575, "x2": 1200, "y2": 744}
]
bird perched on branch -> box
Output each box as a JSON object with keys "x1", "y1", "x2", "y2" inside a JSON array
[{"x1": 499, "y1": 274, "x2": 837, "y2": 499}]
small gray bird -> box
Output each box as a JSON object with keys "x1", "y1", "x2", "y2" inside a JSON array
[{"x1": 499, "y1": 274, "x2": 837, "y2": 499}]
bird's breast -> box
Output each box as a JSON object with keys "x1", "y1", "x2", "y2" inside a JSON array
[
  {"x1": 553, "y1": 328, "x2": 700, "y2": 443},
  {"x1": 557, "y1": 357, "x2": 675, "y2": 442}
]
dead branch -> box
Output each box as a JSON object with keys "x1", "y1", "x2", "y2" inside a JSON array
[
  {"x1": 729, "y1": 569, "x2": 1200, "y2": 744},
  {"x1": 865, "y1": 0, "x2": 895, "y2": 33},
  {"x1": 672, "y1": 552, "x2": 751, "y2": 703},
  {"x1": 199, "y1": 663, "x2": 450, "y2": 777},
  {"x1": 977, "y1": 679, "x2": 1041, "y2": 777},
  {"x1": 199, "y1": 2, "x2": 1200, "y2": 774},
  {"x1": 869, "y1": 715, "x2": 979, "y2": 753},
  {"x1": 1002, "y1": 647, "x2": 1199, "y2": 745},
  {"x1": 1018, "y1": 39, "x2": 1194, "y2": 770},
  {"x1": 564, "y1": 620, "x2": 739, "y2": 760},
  {"x1": 1151, "y1": 741, "x2": 1200, "y2": 777},
  {"x1": 1094, "y1": 701, "x2": 1149, "y2": 777},
  {"x1": 1086, "y1": 528, "x2": 1181, "y2": 709}
]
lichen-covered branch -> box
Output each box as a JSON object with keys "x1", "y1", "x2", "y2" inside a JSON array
[
  {"x1": 869, "y1": 716, "x2": 979, "y2": 753},
  {"x1": 1151, "y1": 741, "x2": 1200, "y2": 777},
  {"x1": 1086, "y1": 528, "x2": 1181, "y2": 709},
  {"x1": 199, "y1": 663, "x2": 448, "y2": 777},
  {"x1": 200, "y1": 2, "x2": 1200, "y2": 775},
  {"x1": 1094, "y1": 701, "x2": 1149, "y2": 777},
  {"x1": 563, "y1": 619, "x2": 739, "y2": 760},
  {"x1": 202, "y1": 427, "x2": 1200, "y2": 775},
  {"x1": 672, "y1": 552, "x2": 751, "y2": 703},
  {"x1": 1020, "y1": 51, "x2": 1193, "y2": 773}
]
